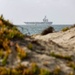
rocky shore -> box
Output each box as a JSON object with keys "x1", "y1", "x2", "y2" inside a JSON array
[{"x1": 0, "y1": 15, "x2": 75, "y2": 75}]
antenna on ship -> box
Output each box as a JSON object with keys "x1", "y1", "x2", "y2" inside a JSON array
[{"x1": 43, "y1": 16, "x2": 48, "y2": 22}]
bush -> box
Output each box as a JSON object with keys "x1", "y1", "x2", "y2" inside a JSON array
[
  {"x1": 0, "y1": 49, "x2": 4, "y2": 58},
  {"x1": 61, "y1": 27, "x2": 69, "y2": 32},
  {"x1": 16, "y1": 44, "x2": 27, "y2": 60},
  {"x1": 50, "y1": 52, "x2": 72, "y2": 61},
  {"x1": 70, "y1": 24, "x2": 75, "y2": 28},
  {"x1": 27, "y1": 43, "x2": 33, "y2": 50},
  {"x1": 0, "y1": 67, "x2": 8, "y2": 75},
  {"x1": 31, "y1": 62, "x2": 40, "y2": 74},
  {"x1": 39, "y1": 69, "x2": 50, "y2": 75},
  {"x1": 2, "y1": 54, "x2": 8, "y2": 66},
  {"x1": 67, "y1": 61, "x2": 75, "y2": 70}
]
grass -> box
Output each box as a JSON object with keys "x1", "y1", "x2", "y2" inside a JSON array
[
  {"x1": 27, "y1": 43, "x2": 33, "y2": 50},
  {"x1": 16, "y1": 44, "x2": 27, "y2": 60},
  {"x1": 61, "y1": 27, "x2": 69, "y2": 32},
  {"x1": 67, "y1": 61, "x2": 75, "y2": 70},
  {"x1": 50, "y1": 52, "x2": 72, "y2": 61},
  {"x1": 39, "y1": 69, "x2": 50, "y2": 75}
]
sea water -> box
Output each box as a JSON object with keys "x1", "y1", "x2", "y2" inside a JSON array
[{"x1": 17, "y1": 24, "x2": 72, "y2": 35}]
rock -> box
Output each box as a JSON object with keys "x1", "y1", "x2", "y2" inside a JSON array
[
  {"x1": 7, "y1": 42, "x2": 18, "y2": 66},
  {"x1": 32, "y1": 25, "x2": 75, "y2": 74},
  {"x1": 41, "y1": 26, "x2": 54, "y2": 35},
  {"x1": 21, "y1": 61, "x2": 30, "y2": 67}
]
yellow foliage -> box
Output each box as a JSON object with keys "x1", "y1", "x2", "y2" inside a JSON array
[
  {"x1": 23, "y1": 68, "x2": 32, "y2": 75},
  {"x1": 11, "y1": 69, "x2": 20, "y2": 75},
  {"x1": 61, "y1": 27, "x2": 69, "y2": 32},
  {"x1": 67, "y1": 61, "x2": 75, "y2": 70},
  {"x1": 0, "y1": 67, "x2": 8, "y2": 75},
  {"x1": 2, "y1": 38, "x2": 10, "y2": 50},
  {"x1": 39, "y1": 69, "x2": 50, "y2": 75},
  {"x1": 27, "y1": 43, "x2": 33, "y2": 50},
  {"x1": 31, "y1": 62, "x2": 40, "y2": 74},
  {"x1": 16, "y1": 44, "x2": 27, "y2": 60},
  {"x1": 53, "y1": 66, "x2": 61, "y2": 75},
  {"x1": 2, "y1": 53, "x2": 8, "y2": 66},
  {"x1": 0, "y1": 49, "x2": 4, "y2": 58}
]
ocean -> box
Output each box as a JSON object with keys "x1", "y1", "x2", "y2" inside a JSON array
[{"x1": 17, "y1": 24, "x2": 72, "y2": 35}]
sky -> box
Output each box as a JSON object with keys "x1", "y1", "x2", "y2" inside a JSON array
[{"x1": 0, "y1": 0, "x2": 75, "y2": 24}]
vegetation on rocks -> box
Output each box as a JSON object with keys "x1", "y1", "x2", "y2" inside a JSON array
[
  {"x1": 67, "y1": 61, "x2": 75, "y2": 70},
  {"x1": 27, "y1": 43, "x2": 33, "y2": 50},
  {"x1": 0, "y1": 15, "x2": 25, "y2": 60},
  {"x1": 16, "y1": 43, "x2": 27, "y2": 60},
  {"x1": 61, "y1": 24, "x2": 75, "y2": 32},
  {"x1": 50, "y1": 52, "x2": 72, "y2": 61},
  {"x1": 0, "y1": 15, "x2": 53, "y2": 75},
  {"x1": 61, "y1": 27, "x2": 69, "y2": 32},
  {"x1": 0, "y1": 15, "x2": 24, "y2": 40},
  {"x1": 0, "y1": 15, "x2": 75, "y2": 75}
]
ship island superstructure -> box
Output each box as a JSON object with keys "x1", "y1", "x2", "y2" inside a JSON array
[{"x1": 24, "y1": 16, "x2": 52, "y2": 25}]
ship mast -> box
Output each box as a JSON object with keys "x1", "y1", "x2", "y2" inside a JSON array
[{"x1": 43, "y1": 16, "x2": 48, "y2": 22}]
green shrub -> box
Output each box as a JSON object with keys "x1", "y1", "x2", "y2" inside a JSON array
[
  {"x1": 0, "y1": 67, "x2": 8, "y2": 75},
  {"x1": 27, "y1": 43, "x2": 33, "y2": 50},
  {"x1": 39, "y1": 69, "x2": 50, "y2": 75},
  {"x1": 16, "y1": 44, "x2": 27, "y2": 60},
  {"x1": 0, "y1": 49, "x2": 4, "y2": 58},
  {"x1": 53, "y1": 66, "x2": 61, "y2": 75},
  {"x1": 67, "y1": 62, "x2": 75, "y2": 70},
  {"x1": 2, "y1": 54, "x2": 8, "y2": 66},
  {"x1": 31, "y1": 62, "x2": 40, "y2": 75},
  {"x1": 11, "y1": 69, "x2": 21, "y2": 75},
  {"x1": 50, "y1": 52, "x2": 72, "y2": 61},
  {"x1": 18, "y1": 51, "x2": 27, "y2": 60},
  {"x1": 61, "y1": 27, "x2": 69, "y2": 32}
]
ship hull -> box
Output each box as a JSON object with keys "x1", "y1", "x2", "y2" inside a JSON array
[
  {"x1": 24, "y1": 16, "x2": 53, "y2": 25},
  {"x1": 24, "y1": 22, "x2": 52, "y2": 25}
]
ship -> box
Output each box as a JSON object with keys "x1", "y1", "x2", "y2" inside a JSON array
[{"x1": 24, "y1": 16, "x2": 52, "y2": 25}]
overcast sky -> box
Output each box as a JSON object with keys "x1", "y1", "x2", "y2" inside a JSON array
[{"x1": 0, "y1": 0, "x2": 75, "y2": 24}]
